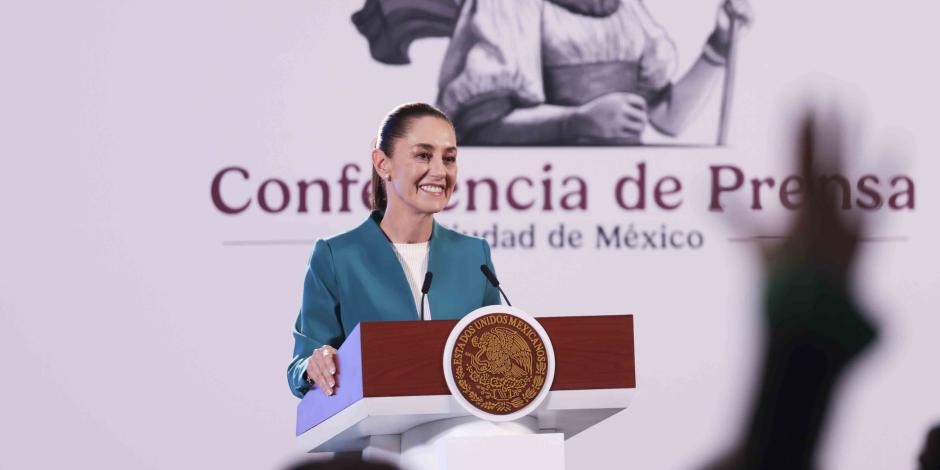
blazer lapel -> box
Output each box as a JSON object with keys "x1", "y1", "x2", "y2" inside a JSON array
[
  {"x1": 363, "y1": 211, "x2": 420, "y2": 320},
  {"x1": 427, "y1": 219, "x2": 459, "y2": 320}
]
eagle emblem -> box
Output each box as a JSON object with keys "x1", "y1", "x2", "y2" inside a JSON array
[{"x1": 450, "y1": 313, "x2": 549, "y2": 415}]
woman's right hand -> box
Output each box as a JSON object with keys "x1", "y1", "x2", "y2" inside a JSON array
[
  {"x1": 306, "y1": 345, "x2": 337, "y2": 396},
  {"x1": 566, "y1": 92, "x2": 648, "y2": 145}
]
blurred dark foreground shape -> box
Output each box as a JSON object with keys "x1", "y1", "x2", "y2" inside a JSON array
[
  {"x1": 920, "y1": 425, "x2": 940, "y2": 470},
  {"x1": 285, "y1": 455, "x2": 399, "y2": 470},
  {"x1": 703, "y1": 111, "x2": 879, "y2": 470}
]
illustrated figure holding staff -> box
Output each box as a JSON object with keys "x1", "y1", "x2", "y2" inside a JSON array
[{"x1": 354, "y1": 0, "x2": 754, "y2": 145}]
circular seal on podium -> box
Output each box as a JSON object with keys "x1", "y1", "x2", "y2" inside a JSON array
[{"x1": 442, "y1": 306, "x2": 556, "y2": 421}]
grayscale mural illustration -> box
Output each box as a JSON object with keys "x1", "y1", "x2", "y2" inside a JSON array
[{"x1": 353, "y1": 0, "x2": 753, "y2": 146}]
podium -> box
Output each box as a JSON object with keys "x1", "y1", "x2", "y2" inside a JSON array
[{"x1": 296, "y1": 315, "x2": 635, "y2": 469}]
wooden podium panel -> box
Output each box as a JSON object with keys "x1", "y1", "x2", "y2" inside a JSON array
[{"x1": 359, "y1": 315, "x2": 635, "y2": 397}]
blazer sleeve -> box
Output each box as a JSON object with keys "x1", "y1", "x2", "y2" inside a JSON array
[
  {"x1": 481, "y1": 239, "x2": 502, "y2": 306},
  {"x1": 287, "y1": 239, "x2": 345, "y2": 398}
]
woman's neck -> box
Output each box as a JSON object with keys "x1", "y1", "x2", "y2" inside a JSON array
[{"x1": 380, "y1": 205, "x2": 433, "y2": 243}]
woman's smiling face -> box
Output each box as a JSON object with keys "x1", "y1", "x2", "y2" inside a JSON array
[{"x1": 383, "y1": 116, "x2": 457, "y2": 215}]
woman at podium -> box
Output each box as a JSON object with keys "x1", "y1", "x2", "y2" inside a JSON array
[{"x1": 287, "y1": 103, "x2": 502, "y2": 398}]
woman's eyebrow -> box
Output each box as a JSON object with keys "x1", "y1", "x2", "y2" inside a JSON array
[{"x1": 412, "y1": 143, "x2": 457, "y2": 152}]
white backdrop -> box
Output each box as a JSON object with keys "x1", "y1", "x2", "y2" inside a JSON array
[{"x1": 1, "y1": 1, "x2": 938, "y2": 469}]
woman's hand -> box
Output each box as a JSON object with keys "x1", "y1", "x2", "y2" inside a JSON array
[
  {"x1": 306, "y1": 345, "x2": 337, "y2": 396},
  {"x1": 566, "y1": 92, "x2": 648, "y2": 145}
]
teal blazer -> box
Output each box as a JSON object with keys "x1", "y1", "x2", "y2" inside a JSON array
[{"x1": 288, "y1": 211, "x2": 501, "y2": 397}]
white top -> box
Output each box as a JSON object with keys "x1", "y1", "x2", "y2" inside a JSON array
[{"x1": 392, "y1": 242, "x2": 431, "y2": 319}]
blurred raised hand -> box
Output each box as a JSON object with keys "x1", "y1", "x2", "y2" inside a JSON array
[
  {"x1": 701, "y1": 110, "x2": 878, "y2": 470},
  {"x1": 763, "y1": 113, "x2": 863, "y2": 287}
]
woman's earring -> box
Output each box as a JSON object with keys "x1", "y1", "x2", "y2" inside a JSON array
[{"x1": 386, "y1": 174, "x2": 392, "y2": 182}]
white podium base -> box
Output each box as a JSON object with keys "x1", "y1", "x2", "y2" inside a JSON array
[
  {"x1": 298, "y1": 389, "x2": 634, "y2": 453},
  {"x1": 361, "y1": 416, "x2": 565, "y2": 470}
]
